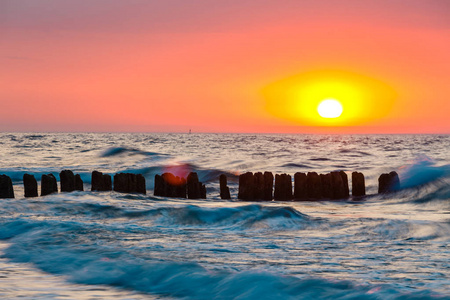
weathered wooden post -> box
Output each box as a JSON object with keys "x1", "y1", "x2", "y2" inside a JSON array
[
  {"x1": 238, "y1": 172, "x2": 254, "y2": 200},
  {"x1": 159, "y1": 173, "x2": 185, "y2": 197},
  {"x1": 114, "y1": 173, "x2": 131, "y2": 193},
  {"x1": 162, "y1": 173, "x2": 176, "y2": 197},
  {"x1": 154, "y1": 174, "x2": 164, "y2": 196},
  {"x1": 174, "y1": 176, "x2": 186, "y2": 198},
  {"x1": 41, "y1": 174, "x2": 57, "y2": 196},
  {"x1": 274, "y1": 173, "x2": 292, "y2": 200},
  {"x1": 340, "y1": 171, "x2": 349, "y2": 198},
  {"x1": 294, "y1": 172, "x2": 307, "y2": 200},
  {"x1": 352, "y1": 171, "x2": 365, "y2": 197},
  {"x1": 23, "y1": 174, "x2": 38, "y2": 197},
  {"x1": 200, "y1": 184, "x2": 207, "y2": 199},
  {"x1": 75, "y1": 174, "x2": 84, "y2": 191},
  {"x1": 114, "y1": 173, "x2": 146, "y2": 194},
  {"x1": 60, "y1": 170, "x2": 75, "y2": 192},
  {"x1": 378, "y1": 171, "x2": 400, "y2": 193},
  {"x1": 0, "y1": 174, "x2": 15, "y2": 199},
  {"x1": 330, "y1": 171, "x2": 345, "y2": 199},
  {"x1": 219, "y1": 174, "x2": 231, "y2": 199},
  {"x1": 306, "y1": 172, "x2": 322, "y2": 199},
  {"x1": 187, "y1": 172, "x2": 202, "y2": 199},
  {"x1": 263, "y1": 172, "x2": 273, "y2": 201},
  {"x1": 320, "y1": 173, "x2": 333, "y2": 199},
  {"x1": 136, "y1": 174, "x2": 146, "y2": 195},
  {"x1": 91, "y1": 171, "x2": 112, "y2": 191},
  {"x1": 254, "y1": 172, "x2": 265, "y2": 200}
]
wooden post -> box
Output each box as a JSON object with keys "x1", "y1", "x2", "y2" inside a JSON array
[
  {"x1": 274, "y1": 173, "x2": 292, "y2": 200},
  {"x1": 294, "y1": 172, "x2": 307, "y2": 200},
  {"x1": 91, "y1": 171, "x2": 112, "y2": 191},
  {"x1": 352, "y1": 172, "x2": 365, "y2": 197},
  {"x1": 238, "y1": 172, "x2": 254, "y2": 200},
  {"x1": 219, "y1": 174, "x2": 231, "y2": 199},
  {"x1": 60, "y1": 170, "x2": 75, "y2": 192},
  {"x1": 75, "y1": 174, "x2": 84, "y2": 191},
  {"x1": 187, "y1": 172, "x2": 201, "y2": 199},
  {"x1": 330, "y1": 171, "x2": 345, "y2": 199},
  {"x1": 0, "y1": 174, "x2": 14, "y2": 199},
  {"x1": 378, "y1": 171, "x2": 400, "y2": 193},
  {"x1": 340, "y1": 171, "x2": 349, "y2": 198},
  {"x1": 23, "y1": 174, "x2": 38, "y2": 197},
  {"x1": 41, "y1": 174, "x2": 57, "y2": 196},
  {"x1": 254, "y1": 172, "x2": 264, "y2": 200},
  {"x1": 263, "y1": 172, "x2": 273, "y2": 201},
  {"x1": 320, "y1": 173, "x2": 333, "y2": 199},
  {"x1": 154, "y1": 174, "x2": 164, "y2": 196},
  {"x1": 306, "y1": 172, "x2": 322, "y2": 199}
]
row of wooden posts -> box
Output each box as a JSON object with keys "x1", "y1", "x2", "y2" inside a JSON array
[
  {"x1": 0, "y1": 170, "x2": 146, "y2": 198},
  {"x1": 234, "y1": 170, "x2": 398, "y2": 201},
  {"x1": 0, "y1": 170, "x2": 400, "y2": 200}
]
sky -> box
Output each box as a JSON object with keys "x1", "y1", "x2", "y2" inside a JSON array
[{"x1": 1, "y1": 0, "x2": 449, "y2": 133}]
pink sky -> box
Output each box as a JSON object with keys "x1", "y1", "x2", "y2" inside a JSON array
[{"x1": 1, "y1": 0, "x2": 449, "y2": 133}]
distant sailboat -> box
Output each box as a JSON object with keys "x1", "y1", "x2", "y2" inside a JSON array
[{"x1": 189, "y1": 129, "x2": 191, "y2": 134}]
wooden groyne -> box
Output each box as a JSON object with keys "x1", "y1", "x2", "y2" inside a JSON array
[
  {"x1": 0, "y1": 170, "x2": 400, "y2": 200},
  {"x1": 154, "y1": 172, "x2": 206, "y2": 199}
]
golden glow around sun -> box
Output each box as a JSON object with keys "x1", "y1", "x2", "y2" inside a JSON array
[
  {"x1": 317, "y1": 99, "x2": 343, "y2": 118},
  {"x1": 262, "y1": 70, "x2": 397, "y2": 127}
]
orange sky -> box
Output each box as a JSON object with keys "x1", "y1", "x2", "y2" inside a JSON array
[{"x1": 1, "y1": 0, "x2": 449, "y2": 133}]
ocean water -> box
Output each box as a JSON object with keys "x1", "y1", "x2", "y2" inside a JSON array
[{"x1": 0, "y1": 133, "x2": 449, "y2": 299}]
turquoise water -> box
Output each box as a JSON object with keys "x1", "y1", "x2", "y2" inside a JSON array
[{"x1": 0, "y1": 133, "x2": 449, "y2": 299}]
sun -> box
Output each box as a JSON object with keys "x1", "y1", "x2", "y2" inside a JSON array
[{"x1": 317, "y1": 99, "x2": 343, "y2": 118}]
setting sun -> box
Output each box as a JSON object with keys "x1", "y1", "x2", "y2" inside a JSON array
[
  {"x1": 262, "y1": 70, "x2": 398, "y2": 128},
  {"x1": 317, "y1": 99, "x2": 343, "y2": 118}
]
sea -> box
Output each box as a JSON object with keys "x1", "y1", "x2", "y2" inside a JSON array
[{"x1": 0, "y1": 133, "x2": 449, "y2": 299}]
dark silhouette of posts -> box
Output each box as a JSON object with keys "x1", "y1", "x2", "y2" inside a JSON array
[
  {"x1": 154, "y1": 174, "x2": 164, "y2": 196},
  {"x1": 320, "y1": 173, "x2": 333, "y2": 199},
  {"x1": 136, "y1": 174, "x2": 146, "y2": 194},
  {"x1": 340, "y1": 171, "x2": 349, "y2": 198},
  {"x1": 41, "y1": 174, "x2": 57, "y2": 196},
  {"x1": 91, "y1": 171, "x2": 112, "y2": 191},
  {"x1": 274, "y1": 173, "x2": 292, "y2": 200},
  {"x1": 330, "y1": 171, "x2": 345, "y2": 199},
  {"x1": 378, "y1": 171, "x2": 400, "y2": 193},
  {"x1": 75, "y1": 174, "x2": 84, "y2": 191},
  {"x1": 200, "y1": 184, "x2": 207, "y2": 199},
  {"x1": 166, "y1": 173, "x2": 187, "y2": 198},
  {"x1": 238, "y1": 172, "x2": 254, "y2": 200},
  {"x1": 187, "y1": 172, "x2": 205, "y2": 199},
  {"x1": 154, "y1": 173, "x2": 186, "y2": 197},
  {"x1": 238, "y1": 171, "x2": 273, "y2": 201},
  {"x1": 306, "y1": 172, "x2": 322, "y2": 199},
  {"x1": 219, "y1": 174, "x2": 231, "y2": 199},
  {"x1": 23, "y1": 174, "x2": 38, "y2": 197},
  {"x1": 254, "y1": 172, "x2": 265, "y2": 199},
  {"x1": 294, "y1": 172, "x2": 307, "y2": 200},
  {"x1": 352, "y1": 172, "x2": 365, "y2": 197},
  {"x1": 114, "y1": 173, "x2": 146, "y2": 194},
  {"x1": 263, "y1": 172, "x2": 273, "y2": 200},
  {"x1": 0, "y1": 175, "x2": 14, "y2": 198},
  {"x1": 60, "y1": 170, "x2": 76, "y2": 192}
]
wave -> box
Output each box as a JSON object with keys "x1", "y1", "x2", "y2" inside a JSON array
[
  {"x1": 356, "y1": 219, "x2": 450, "y2": 241},
  {"x1": 338, "y1": 149, "x2": 373, "y2": 156},
  {"x1": 147, "y1": 204, "x2": 314, "y2": 230},
  {"x1": 281, "y1": 163, "x2": 312, "y2": 169},
  {"x1": 399, "y1": 156, "x2": 450, "y2": 189},
  {"x1": 41, "y1": 201, "x2": 315, "y2": 231},
  {"x1": 100, "y1": 146, "x2": 167, "y2": 158},
  {"x1": 0, "y1": 219, "x2": 446, "y2": 299}
]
